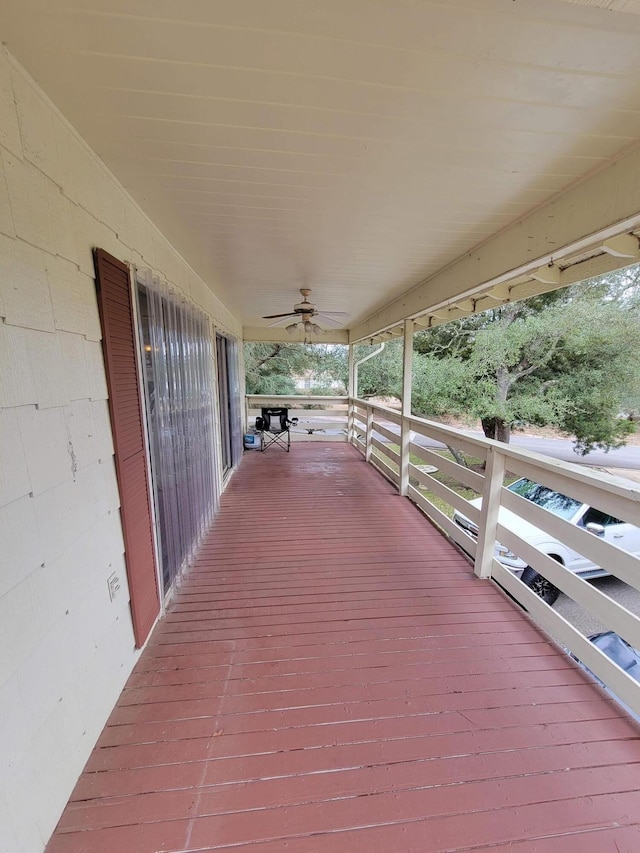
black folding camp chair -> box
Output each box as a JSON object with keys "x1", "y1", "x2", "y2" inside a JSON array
[{"x1": 255, "y1": 407, "x2": 298, "y2": 452}]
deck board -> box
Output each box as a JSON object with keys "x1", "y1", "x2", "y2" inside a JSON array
[{"x1": 47, "y1": 443, "x2": 640, "y2": 852}]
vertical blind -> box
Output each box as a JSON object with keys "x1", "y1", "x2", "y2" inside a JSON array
[{"x1": 136, "y1": 270, "x2": 219, "y2": 593}]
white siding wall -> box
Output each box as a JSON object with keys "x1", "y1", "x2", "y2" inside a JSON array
[{"x1": 0, "y1": 48, "x2": 241, "y2": 853}]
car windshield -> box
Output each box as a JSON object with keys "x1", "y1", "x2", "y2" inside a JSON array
[{"x1": 507, "y1": 478, "x2": 582, "y2": 520}]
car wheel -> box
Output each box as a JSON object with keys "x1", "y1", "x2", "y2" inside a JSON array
[{"x1": 521, "y1": 566, "x2": 560, "y2": 606}]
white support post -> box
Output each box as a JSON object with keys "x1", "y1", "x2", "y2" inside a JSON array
[
  {"x1": 348, "y1": 342, "x2": 356, "y2": 397},
  {"x1": 399, "y1": 319, "x2": 414, "y2": 496},
  {"x1": 347, "y1": 343, "x2": 355, "y2": 442},
  {"x1": 474, "y1": 446, "x2": 507, "y2": 578}
]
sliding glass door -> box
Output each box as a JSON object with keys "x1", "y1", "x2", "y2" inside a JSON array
[{"x1": 216, "y1": 333, "x2": 242, "y2": 475}]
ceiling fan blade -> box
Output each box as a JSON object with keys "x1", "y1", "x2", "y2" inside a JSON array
[
  {"x1": 262, "y1": 312, "x2": 298, "y2": 319},
  {"x1": 266, "y1": 316, "x2": 298, "y2": 328},
  {"x1": 317, "y1": 311, "x2": 349, "y2": 317},
  {"x1": 315, "y1": 314, "x2": 347, "y2": 328}
]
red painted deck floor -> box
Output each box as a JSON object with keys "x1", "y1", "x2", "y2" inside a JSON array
[{"x1": 48, "y1": 444, "x2": 640, "y2": 852}]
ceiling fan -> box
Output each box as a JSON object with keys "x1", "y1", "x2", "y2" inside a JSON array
[{"x1": 262, "y1": 289, "x2": 349, "y2": 335}]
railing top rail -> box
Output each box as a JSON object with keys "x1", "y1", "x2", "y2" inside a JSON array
[
  {"x1": 246, "y1": 394, "x2": 639, "y2": 511},
  {"x1": 248, "y1": 395, "x2": 348, "y2": 405},
  {"x1": 350, "y1": 397, "x2": 402, "y2": 417},
  {"x1": 402, "y1": 411, "x2": 639, "y2": 509},
  {"x1": 349, "y1": 396, "x2": 639, "y2": 514}
]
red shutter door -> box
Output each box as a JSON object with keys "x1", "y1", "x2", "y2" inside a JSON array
[{"x1": 94, "y1": 248, "x2": 160, "y2": 647}]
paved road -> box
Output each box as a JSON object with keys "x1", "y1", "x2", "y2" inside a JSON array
[
  {"x1": 408, "y1": 428, "x2": 640, "y2": 470},
  {"x1": 553, "y1": 576, "x2": 640, "y2": 637},
  {"x1": 507, "y1": 434, "x2": 640, "y2": 470}
]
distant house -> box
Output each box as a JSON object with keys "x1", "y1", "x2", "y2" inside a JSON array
[{"x1": 293, "y1": 371, "x2": 345, "y2": 394}]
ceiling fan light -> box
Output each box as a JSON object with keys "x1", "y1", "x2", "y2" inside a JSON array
[{"x1": 286, "y1": 323, "x2": 298, "y2": 336}]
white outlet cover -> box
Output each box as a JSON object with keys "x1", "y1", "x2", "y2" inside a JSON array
[{"x1": 107, "y1": 571, "x2": 121, "y2": 601}]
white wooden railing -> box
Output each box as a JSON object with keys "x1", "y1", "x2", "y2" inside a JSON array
[
  {"x1": 246, "y1": 395, "x2": 349, "y2": 440},
  {"x1": 244, "y1": 394, "x2": 640, "y2": 718}
]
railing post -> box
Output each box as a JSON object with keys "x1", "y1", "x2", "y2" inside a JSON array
[
  {"x1": 474, "y1": 445, "x2": 506, "y2": 578},
  {"x1": 399, "y1": 319, "x2": 413, "y2": 496},
  {"x1": 365, "y1": 405, "x2": 374, "y2": 462},
  {"x1": 348, "y1": 343, "x2": 356, "y2": 397}
]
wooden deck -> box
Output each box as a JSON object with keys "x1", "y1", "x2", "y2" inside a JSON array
[{"x1": 47, "y1": 444, "x2": 640, "y2": 852}]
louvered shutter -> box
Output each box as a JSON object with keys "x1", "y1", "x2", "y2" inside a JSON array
[{"x1": 94, "y1": 248, "x2": 160, "y2": 647}]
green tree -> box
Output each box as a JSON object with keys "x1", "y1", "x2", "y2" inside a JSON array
[
  {"x1": 309, "y1": 344, "x2": 348, "y2": 394},
  {"x1": 244, "y1": 343, "x2": 348, "y2": 395},
  {"x1": 550, "y1": 297, "x2": 639, "y2": 453},
  {"x1": 412, "y1": 274, "x2": 640, "y2": 453},
  {"x1": 244, "y1": 343, "x2": 311, "y2": 394},
  {"x1": 354, "y1": 340, "x2": 404, "y2": 399}
]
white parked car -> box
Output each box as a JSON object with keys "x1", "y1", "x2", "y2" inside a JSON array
[{"x1": 453, "y1": 477, "x2": 640, "y2": 605}]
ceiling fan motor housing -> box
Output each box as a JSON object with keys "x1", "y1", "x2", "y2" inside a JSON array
[{"x1": 293, "y1": 288, "x2": 316, "y2": 314}]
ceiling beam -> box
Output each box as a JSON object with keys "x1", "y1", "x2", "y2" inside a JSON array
[
  {"x1": 350, "y1": 144, "x2": 640, "y2": 342},
  {"x1": 243, "y1": 326, "x2": 349, "y2": 344}
]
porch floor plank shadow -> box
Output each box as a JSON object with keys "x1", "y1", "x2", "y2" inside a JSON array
[{"x1": 47, "y1": 443, "x2": 640, "y2": 852}]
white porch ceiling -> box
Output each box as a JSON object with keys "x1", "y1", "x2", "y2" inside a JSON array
[
  {"x1": 559, "y1": 0, "x2": 640, "y2": 12},
  {"x1": 3, "y1": 0, "x2": 640, "y2": 341}
]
